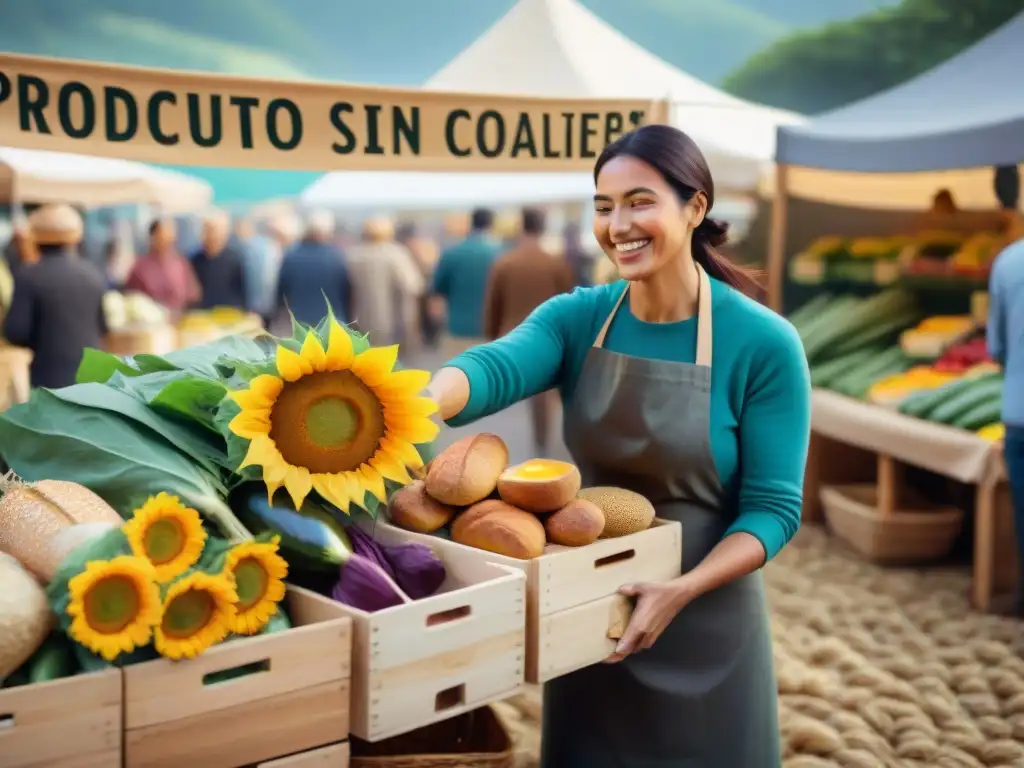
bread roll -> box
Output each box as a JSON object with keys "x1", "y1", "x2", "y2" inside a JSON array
[
  {"x1": 453, "y1": 502, "x2": 546, "y2": 560},
  {"x1": 425, "y1": 433, "x2": 508, "y2": 506},
  {"x1": 388, "y1": 481, "x2": 456, "y2": 534},
  {"x1": 544, "y1": 499, "x2": 605, "y2": 547}
]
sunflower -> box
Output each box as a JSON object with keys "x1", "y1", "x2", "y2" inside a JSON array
[
  {"x1": 155, "y1": 571, "x2": 238, "y2": 660},
  {"x1": 221, "y1": 536, "x2": 289, "y2": 635},
  {"x1": 124, "y1": 493, "x2": 207, "y2": 583},
  {"x1": 66, "y1": 556, "x2": 162, "y2": 662},
  {"x1": 227, "y1": 318, "x2": 439, "y2": 513}
]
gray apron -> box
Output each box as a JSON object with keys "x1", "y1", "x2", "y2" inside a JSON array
[{"x1": 541, "y1": 265, "x2": 781, "y2": 767}]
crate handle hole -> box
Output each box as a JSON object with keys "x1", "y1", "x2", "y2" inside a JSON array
[
  {"x1": 594, "y1": 549, "x2": 635, "y2": 569},
  {"x1": 434, "y1": 684, "x2": 465, "y2": 712},
  {"x1": 0, "y1": 714, "x2": 12, "y2": 730},
  {"x1": 426, "y1": 605, "x2": 472, "y2": 626},
  {"x1": 201, "y1": 658, "x2": 271, "y2": 686}
]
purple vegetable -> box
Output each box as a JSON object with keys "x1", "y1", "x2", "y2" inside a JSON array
[
  {"x1": 345, "y1": 524, "x2": 397, "y2": 580},
  {"x1": 383, "y1": 541, "x2": 446, "y2": 600},
  {"x1": 331, "y1": 554, "x2": 405, "y2": 612}
]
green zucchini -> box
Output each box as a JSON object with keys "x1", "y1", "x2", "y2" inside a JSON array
[
  {"x1": 831, "y1": 346, "x2": 906, "y2": 396},
  {"x1": 952, "y1": 398, "x2": 1003, "y2": 431},
  {"x1": 929, "y1": 377, "x2": 1004, "y2": 425},
  {"x1": 828, "y1": 308, "x2": 921, "y2": 357},
  {"x1": 847, "y1": 360, "x2": 912, "y2": 399},
  {"x1": 803, "y1": 290, "x2": 917, "y2": 362},
  {"x1": 899, "y1": 370, "x2": 1001, "y2": 419},
  {"x1": 810, "y1": 347, "x2": 882, "y2": 388},
  {"x1": 788, "y1": 294, "x2": 834, "y2": 332},
  {"x1": 798, "y1": 296, "x2": 861, "y2": 349},
  {"x1": 27, "y1": 633, "x2": 77, "y2": 684}
]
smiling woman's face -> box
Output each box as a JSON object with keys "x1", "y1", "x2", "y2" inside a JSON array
[{"x1": 593, "y1": 155, "x2": 704, "y2": 282}]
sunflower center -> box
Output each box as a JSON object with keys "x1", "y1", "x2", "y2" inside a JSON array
[
  {"x1": 84, "y1": 576, "x2": 141, "y2": 634},
  {"x1": 269, "y1": 370, "x2": 386, "y2": 475},
  {"x1": 162, "y1": 589, "x2": 215, "y2": 639},
  {"x1": 233, "y1": 557, "x2": 269, "y2": 611},
  {"x1": 143, "y1": 519, "x2": 185, "y2": 564},
  {"x1": 305, "y1": 397, "x2": 360, "y2": 448}
]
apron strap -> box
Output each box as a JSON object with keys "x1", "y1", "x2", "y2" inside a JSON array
[{"x1": 591, "y1": 265, "x2": 713, "y2": 369}]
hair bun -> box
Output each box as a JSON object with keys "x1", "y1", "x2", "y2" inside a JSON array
[{"x1": 697, "y1": 217, "x2": 729, "y2": 247}]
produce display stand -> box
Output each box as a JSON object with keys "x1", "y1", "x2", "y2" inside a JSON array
[
  {"x1": 256, "y1": 741, "x2": 350, "y2": 768},
  {"x1": 804, "y1": 389, "x2": 1018, "y2": 611},
  {"x1": 104, "y1": 324, "x2": 178, "y2": 357},
  {"x1": 176, "y1": 314, "x2": 265, "y2": 349},
  {"x1": 370, "y1": 518, "x2": 683, "y2": 684},
  {"x1": 332, "y1": 523, "x2": 526, "y2": 743},
  {"x1": 0, "y1": 344, "x2": 31, "y2": 412},
  {"x1": 124, "y1": 585, "x2": 352, "y2": 768},
  {"x1": 0, "y1": 668, "x2": 122, "y2": 768}
]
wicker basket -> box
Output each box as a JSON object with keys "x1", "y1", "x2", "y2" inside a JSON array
[
  {"x1": 349, "y1": 706, "x2": 513, "y2": 768},
  {"x1": 821, "y1": 483, "x2": 964, "y2": 564}
]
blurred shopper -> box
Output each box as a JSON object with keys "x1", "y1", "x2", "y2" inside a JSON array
[
  {"x1": 346, "y1": 217, "x2": 425, "y2": 346},
  {"x1": 563, "y1": 221, "x2": 593, "y2": 287},
  {"x1": 125, "y1": 218, "x2": 200, "y2": 317},
  {"x1": 3, "y1": 204, "x2": 107, "y2": 388},
  {"x1": 989, "y1": 234, "x2": 1024, "y2": 616},
  {"x1": 397, "y1": 220, "x2": 442, "y2": 349},
  {"x1": 276, "y1": 210, "x2": 350, "y2": 328},
  {"x1": 240, "y1": 215, "x2": 289, "y2": 327},
  {"x1": 430, "y1": 208, "x2": 501, "y2": 357},
  {"x1": 190, "y1": 210, "x2": 249, "y2": 310},
  {"x1": 483, "y1": 207, "x2": 574, "y2": 455}
]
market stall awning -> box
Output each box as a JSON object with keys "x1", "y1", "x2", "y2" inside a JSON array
[
  {"x1": 425, "y1": 0, "x2": 803, "y2": 192},
  {"x1": 0, "y1": 147, "x2": 213, "y2": 212},
  {"x1": 773, "y1": 12, "x2": 1024, "y2": 209}
]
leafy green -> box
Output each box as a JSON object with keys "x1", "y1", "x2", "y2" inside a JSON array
[
  {"x1": 0, "y1": 389, "x2": 249, "y2": 540},
  {"x1": 107, "y1": 371, "x2": 228, "y2": 433},
  {"x1": 76, "y1": 348, "x2": 145, "y2": 384}
]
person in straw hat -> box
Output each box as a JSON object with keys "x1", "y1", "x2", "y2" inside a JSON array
[{"x1": 2, "y1": 203, "x2": 108, "y2": 388}]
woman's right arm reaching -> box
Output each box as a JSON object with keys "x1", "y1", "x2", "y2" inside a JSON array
[{"x1": 426, "y1": 291, "x2": 586, "y2": 426}]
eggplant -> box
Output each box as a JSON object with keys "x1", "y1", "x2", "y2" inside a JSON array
[
  {"x1": 331, "y1": 554, "x2": 406, "y2": 612},
  {"x1": 382, "y1": 542, "x2": 445, "y2": 600}
]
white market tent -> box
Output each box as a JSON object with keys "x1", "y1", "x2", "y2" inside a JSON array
[{"x1": 0, "y1": 147, "x2": 213, "y2": 213}]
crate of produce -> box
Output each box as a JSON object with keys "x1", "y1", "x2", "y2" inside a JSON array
[
  {"x1": 0, "y1": 668, "x2": 122, "y2": 768},
  {"x1": 124, "y1": 585, "x2": 351, "y2": 768},
  {"x1": 349, "y1": 705, "x2": 513, "y2": 768},
  {"x1": 325, "y1": 520, "x2": 526, "y2": 743},
  {"x1": 821, "y1": 482, "x2": 963, "y2": 563},
  {"x1": 257, "y1": 742, "x2": 350, "y2": 767},
  {"x1": 382, "y1": 435, "x2": 684, "y2": 685}
]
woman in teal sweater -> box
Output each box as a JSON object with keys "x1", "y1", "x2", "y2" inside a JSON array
[{"x1": 427, "y1": 124, "x2": 810, "y2": 766}]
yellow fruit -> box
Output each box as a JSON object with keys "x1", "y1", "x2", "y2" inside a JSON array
[
  {"x1": 976, "y1": 423, "x2": 1005, "y2": 442},
  {"x1": 576, "y1": 487, "x2": 655, "y2": 539},
  {"x1": 497, "y1": 459, "x2": 581, "y2": 513}
]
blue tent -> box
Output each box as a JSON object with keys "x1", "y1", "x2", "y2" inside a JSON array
[{"x1": 151, "y1": 165, "x2": 322, "y2": 206}]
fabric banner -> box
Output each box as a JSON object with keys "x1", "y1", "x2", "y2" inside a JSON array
[{"x1": 0, "y1": 53, "x2": 668, "y2": 172}]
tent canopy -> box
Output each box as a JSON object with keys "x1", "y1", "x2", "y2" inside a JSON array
[
  {"x1": 774, "y1": 12, "x2": 1024, "y2": 210},
  {"x1": 0, "y1": 147, "x2": 213, "y2": 213},
  {"x1": 425, "y1": 0, "x2": 803, "y2": 191}
]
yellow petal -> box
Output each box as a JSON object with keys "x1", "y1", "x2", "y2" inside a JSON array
[
  {"x1": 371, "y1": 449, "x2": 412, "y2": 484},
  {"x1": 228, "y1": 385, "x2": 275, "y2": 412},
  {"x1": 283, "y1": 465, "x2": 313, "y2": 510},
  {"x1": 300, "y1": 331, "x2": 328, "y2": 372},
  {"x1": 250, "y1": 374, "x2": 284, "y2": 400},
  {"x1": 229, "y1": 409, "x2": 272, "y2": 439},
  {"x1": 276, "y1": 345, "x2": 311, "y2": 382},
  {"x1": 325, "y1": 319, "x2": 355, "y2": 371},
  {"x1": 387, "y1": 415, "x2": 440, "y2": 444},
  {"x1": 239, "y1": 434, "x2": 280, "y2": 470},
  {"x1": 377, "y1": 369, "x2": 431, "y2": 400},
  {"x1": 383, "y1": 396, "x2": 438, "y2": 420},
  {"x1": 351, "y1": 346, "x2": 399, "y2": 387},
  {"x1": 359, "y1": 465, "x2": 387, "y2": 503},
  {"x1": 312, "y1": 474, "x2": 350, "y2": 512},
  {"x1": 380, "y1": 436, "x2": 425, "y2": 469},
  {"x1": 263, "y1": 461, "x2": 288, "y2": 503},
  {"x1": 344, "y1": 471, "x2": 370, "y2": 511}
]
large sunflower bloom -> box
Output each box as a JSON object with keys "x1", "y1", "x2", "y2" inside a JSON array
[
  {"x1": 222, "y1": 537, "x2": 289, "y2": 635},
  {"x1": 227, "y1": 319, "x2": 439, "y2": 513},
  {"x1": 155, "y1": 571, "x2": 238, "y2": 660},
  {"x1": 123, "y1": 493, "x2": 207, "y2": 583},
  {"x1": 66, "y1": 556, "x2": 162, "y2": 662}
]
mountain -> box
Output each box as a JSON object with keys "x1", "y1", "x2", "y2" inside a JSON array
[{"x1": 0, "y1": 0, "x2": 897, "y2": 86}]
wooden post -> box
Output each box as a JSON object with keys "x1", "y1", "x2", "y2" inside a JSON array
[
  {"x1": 876, "y1": 454, "x2": 901, "y2": 517},
  {"x1": 766, "y1": 163, "x2": 790, "y2": 313}
]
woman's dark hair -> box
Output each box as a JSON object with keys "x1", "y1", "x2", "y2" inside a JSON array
[{"x1": 594, "y1": 124, "x2": 761, "y2": 296}]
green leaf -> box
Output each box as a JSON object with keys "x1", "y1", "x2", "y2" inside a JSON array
[
  {"x1": 195, "y1": 535, "x2": 235, "y2": 575},
  {"x1": 47, "y1": 383, "x2": 228, "y2": 476},
  {"x1": 76, "y1": 348, "x2": 144, "y2": 384},
  {"x1": 160, "y1": 335, "x2": 269, "y2": 379},
  {"x1": 46, "y1": 526, "x2": 133, "y2": 633},
  {"x1": 131, "y1": 354, "x2": 181, "y2": 373},
  {"x1": 214, "y1": 398, "x2": 261, "y2": 487},
  {"x1": 106, "y1": 371, "x2": 228, "y2": 434},
  {"x1": 0, "y1": 390, "x2": 249, "y2": 540}
]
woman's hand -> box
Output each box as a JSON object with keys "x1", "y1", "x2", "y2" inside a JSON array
[{"x1": 606, "y1": 579, "x2": 694, "y2": 663}]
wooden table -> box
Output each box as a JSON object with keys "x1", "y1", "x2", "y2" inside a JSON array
[{"x1": 804, "y1": 389, "x2": 1019, "y2": 612}]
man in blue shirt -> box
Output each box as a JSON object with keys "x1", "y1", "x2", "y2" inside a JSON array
[
  {"x1": 276, "y1": 211, "x2": 350, "y2": 328},
  {"x1": 430, "y1": 208, "x2": 501, "y2": 358},
  {"x1": 988, "y1": 236, "x2": 1024, "y2": 615}
]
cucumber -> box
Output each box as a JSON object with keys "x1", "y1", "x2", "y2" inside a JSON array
[
  {"x1": 798, "y1": 296, "x2": 861, "y2": 349},
  {"x1": 828, "y1": 308, "x2": 921, "y2": 357},
  {"x1": 899, "y1": 370, "x2": 1001, "y2": 419},
  {"x1": 847, "y1": 360, "x2": 912, "y2": 399},
  {"x1": 953, "y1": 398, "x2": 1003, "y2": 431},
  {"x1": 788, "y1": 294, "x2": 834, "y2": 332},
  {"x1": 27, "y1": 633, "x2": 77, "y2": 684},
  {"x1": 929, "y1": 377, "x2": 1004, "y2": 425},
  {"x1": 831, "y1": 347, "x2": 906, "y2": 396},
  {"x1": 810, "y1": 347, "x2": 881, "y2": 388},
  {"x1": 804, "y1": 289, "x2": 918, "y2": 361}
]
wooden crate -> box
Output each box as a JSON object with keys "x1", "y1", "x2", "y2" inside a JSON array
[
  {"x1": 124, "y1": 586, "x2": 351, "y2": 768},
  {"x1": 338, "y1": 523, "x2": 526, "y2": 743},
  {"x1": 105, "y1": 324, "x2": 177, "y2": 356},
  {"x1": 256, "y1": 741, "x2": 349, "y2": 767},
  {"x1": 371, "y1": 518, "x2": 683, "y2": 684},
  {"x1": 0, "y1": 669, "x2": 121, "y2": 768}
]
